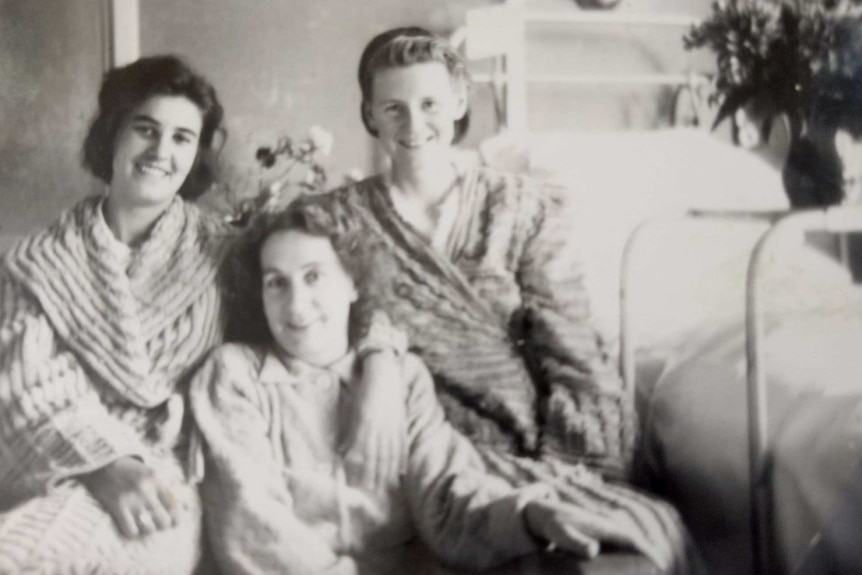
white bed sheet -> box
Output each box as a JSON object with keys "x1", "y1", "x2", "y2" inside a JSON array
[
  {"x1": 643, "y1": 242, "x2": 862, "y2": 574},
  {"x1": 478, "y1": 128, "x2": 862, "y2": 573},
  {"x1": 478, "y1": 128, "x2": 789, "y2": 353}
]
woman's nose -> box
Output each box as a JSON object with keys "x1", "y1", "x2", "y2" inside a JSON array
[
  {"x1": 285, "y1": 284, "x2": 311, "y2": 314},
  {"x1": 403, "y1": 106, "x2": 423, "y2": 133},
  {"x1": 149, "y1": 134, "x2": 172, "y2": 158}
]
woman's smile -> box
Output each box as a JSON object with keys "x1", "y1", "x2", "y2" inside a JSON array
[
  {"x1": 109, "y1": 95, "x2": 202, "y2": 211},
  {"x1": 366, "y1": 62, "x2": 467, "y2": 170},
  {"x1": 261, "y1": 230, "x2": 357, "y2": 367}
]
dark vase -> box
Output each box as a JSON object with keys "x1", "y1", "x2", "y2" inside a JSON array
[{"x1": 782, "y1": 135, "x2": 862, "y2": 281}]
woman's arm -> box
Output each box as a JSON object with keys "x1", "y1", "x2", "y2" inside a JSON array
[
  {"x1": 0, "y1": 269, "x2": 152, "y2": 497},
  {"x1": 401, "y1": 353, "x2": 668, "y2": 571},
  {"x1": 338, "y1": 310, "x2": 408, "y2": 490},
  {"x1": 400, "y1": 353, "x2": 547, "y2": 571},
  {"x1": 0, "y1": 268, "x2": 189, "y2": 535},
  {"x1": 190, "y1": 345, "x2": 359, "y2": 575},
  {"x1": 514, "y1": 184, "x2": 636, "y2": 478}
]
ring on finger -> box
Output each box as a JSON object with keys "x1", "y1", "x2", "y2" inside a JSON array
[
  {"x1": 162, "y1": 489, "x2": 175, "y2": 506},
  {"x1": 135, "y1": 510, "x2": 156, "y2": 531}
]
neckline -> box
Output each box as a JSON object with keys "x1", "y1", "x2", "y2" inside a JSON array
[{"x1": 379, "y1": 164, "x2": 471, "y2": 255}]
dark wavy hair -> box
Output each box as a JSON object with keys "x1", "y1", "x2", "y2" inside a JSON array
[
  {"x1": 358, "y1": 26, "x2": 470, "y2": 144},
  {"x1": 82, "y1": 54, "x2": 225, "y2": 200},
  {"x1": 223, "y1": 196, "x2": 386, "y2": 345}
]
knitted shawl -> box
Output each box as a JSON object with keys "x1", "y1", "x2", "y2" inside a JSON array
[
  {"x1": 311, "y1": 167, "x2": 636, "y2": 479},
  {"x1": 0, "y1": 196, "x2": 231, "y2": 499}
]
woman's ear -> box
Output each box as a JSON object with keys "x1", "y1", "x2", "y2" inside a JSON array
[
  {"x1": 453, "y1": 81, "x2": 468, "y2": 121},
  {"x1": 362, "y1": 101, "x2": 378, "y2": 135}
]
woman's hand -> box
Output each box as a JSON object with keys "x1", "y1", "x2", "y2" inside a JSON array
[
  {"x1": 338, "y1": 350, "x2": 405, "y2": 490},
  {"x1": 523, "y1": 499, "x2": 670, "y2": 570},
  {"x1": 80, "y1": 456, "x2": 187, "y2": 538}
]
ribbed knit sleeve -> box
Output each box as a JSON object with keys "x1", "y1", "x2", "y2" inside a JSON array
[
  {"x1": 0, "y1": 269, "x2": 150, "y2": 501},
  {"x1": 401, "y1": 354, "x2": 547, "y2": 571},
  {"x1": 515, "y1": 185, "x2": 636, "y2": 479},
  {"x1": 190, "y1": 345, "x2": 359, "y2": 575}
]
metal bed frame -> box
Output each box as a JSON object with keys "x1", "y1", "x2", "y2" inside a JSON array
[{"x1": 619, "y1": 205, "x2": 862, "y2": 575}]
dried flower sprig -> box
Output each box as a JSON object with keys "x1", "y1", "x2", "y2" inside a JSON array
[{"x1": 225, "y1": 125, "x2": 334, "y2": 227}]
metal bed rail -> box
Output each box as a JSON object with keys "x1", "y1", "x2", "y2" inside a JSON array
[{"x1": 619, "y1": 205, "x2": 862, "y2": 575}]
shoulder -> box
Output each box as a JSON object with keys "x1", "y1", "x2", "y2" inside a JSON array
[
  {"x1": 472, "y1": 165, "x2": 567, "y2": 215},
  {"x1": 401, "y1": 352, "x2": 436, "y2": 402},
  {"x1": 206, "y1": 342, "x2": 265, "y2": 376},
  {"x1": 469, "y1": 166, "x2": 568, "y2": 244},
  {"x1": 7, "y1": 197, "x2": 95, "y2": 256},
  {"x1": 320, "y1": 176, "x2": 382, "y2": 209},
  {"x1": 183, "y1": 201, "x2": 237, "y2": 251},
  {"x1": 3, "y1": 198, "x2": 97, "y2": 288},
  {"x1": 193, "y1": 343, "x2": 267, "y2": 399}
]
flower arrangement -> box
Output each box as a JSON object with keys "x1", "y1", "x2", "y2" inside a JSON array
[
  {"x1": 685, "y1": 0, "x2": 862, "y2": 141},
  {"x1": 220, "y1": 125, "x2": 335, "y2": 227}
]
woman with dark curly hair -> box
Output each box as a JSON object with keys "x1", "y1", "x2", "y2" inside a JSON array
[
  {"x1": 0, "y1": 54, "x2": 229, "y2": 575},
  {"x1": 0, "y1": 56, "x2": 227, "y2": 574},
  {"x1": 0, "y1": 54, "x2": 401, "y2": 574},
  {"x1": 189, "y1": 197, "x2": 670, "y2": 575}
]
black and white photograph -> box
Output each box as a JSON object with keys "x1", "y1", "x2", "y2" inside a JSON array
[{"x1": 1, "y1": 1, "x2": 861, "y2": 573}]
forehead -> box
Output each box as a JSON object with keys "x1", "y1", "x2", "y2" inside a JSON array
[
  {"x1": 260, "y1": 230, "x2": 341, "y2": 272},
  {"x1": 127, "y1": 95, "x2": 203, "y2": 133},
  {"x1": 370, "y1": 62, "x2": 457, "y2": 101}
]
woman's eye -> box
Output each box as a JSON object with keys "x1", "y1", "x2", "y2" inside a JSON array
[
  {"x1": 264, "y1": 276, "x2": 287, "y2": 290},
  {"x1": 305, "y1": 270, "x2": 320, "y2": 284},
  {"x1": 173, "y1": 133, "x2": 193, "y2": 145},
  {"x1": 383, "y1": 105, "x2": 401, "y2": 117},
  {"x1": 423, "y1": 100, "x2": 440, "y2": 112},
  {"x1": 134, "y1": 125, "x2": 157, "y2": 138}
]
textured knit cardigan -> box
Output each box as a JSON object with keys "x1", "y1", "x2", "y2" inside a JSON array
[
  {"x1": 0, "y1": 196, "x2": 231, "y2": 503},
  {"x1": 312, "y1": 167, "x2": 635, "y2": 477},
  {"x1": 192, "y1": 343, "x2": 550, "y2": 575},
  {"x1": 304, "y1": 168, "x2": 698, "y2": 573}
]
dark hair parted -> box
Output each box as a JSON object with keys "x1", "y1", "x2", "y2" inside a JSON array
[
  {"x1": 358, "y1": 26, "x2": 470, "y2": 144},
  {"x1": 223, "y1": 196, "x2": 387, "y2": 346},
  {"x1": 82, "y1": 54, "x2": 225, "y2": 200}
]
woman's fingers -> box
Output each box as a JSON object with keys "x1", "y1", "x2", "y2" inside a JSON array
[
  {"x1": 343, "y1": 443, "x2": 373, "y2": 488},
  {"x1": 565, "y1": 507, "x2": 670, "y2": 570},
  {"x1": 116, "y1": 506, "x2": 141, "y2": 539},
  {"x1": 81, "y1": 458, "x2": 190, "y2": 538},
  {"x1": 144, "y1": 494, "x2": 175, "y2": 531},
  {"x1": 551, "y1": 523, "x2": 600, "y2": 559}
]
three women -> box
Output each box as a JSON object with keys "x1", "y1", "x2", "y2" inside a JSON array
[{"x1": 0, "y1": 25, "x2": 695, "y2": 574}]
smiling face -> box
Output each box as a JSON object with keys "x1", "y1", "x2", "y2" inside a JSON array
[
  {"x1": 365, "y1": 62, "x2": 467, "y2": 172},
  {"x1": 261, "y1": 230, "x2": 358, "y2": 367},
  {"x1": 109, "y1": 95, "x2": 203, "y2": 211}
]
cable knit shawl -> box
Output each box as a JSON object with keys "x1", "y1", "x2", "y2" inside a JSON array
[
  {"x1": 311, "y1": 167, "x2": 635, "y2": 479},
  {"x1": 0, "y1": 196, "x2": 232, "y2": 501}
]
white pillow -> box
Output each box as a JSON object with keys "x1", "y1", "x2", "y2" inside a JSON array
[{"x1": 479, "y1": 129, "x2": 790, "y2": 351}]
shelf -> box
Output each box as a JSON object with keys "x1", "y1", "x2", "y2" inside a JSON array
[
  {"x1": 472, "y1": 72, "x2": 710, "y2": 87},
  {"x1": 524, "y1": 11, "x2": 700, "y2": 27}
]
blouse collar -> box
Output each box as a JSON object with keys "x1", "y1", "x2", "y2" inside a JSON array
[{"x1": 259, "y1": 345, "x2": 358, "y2": 388}]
